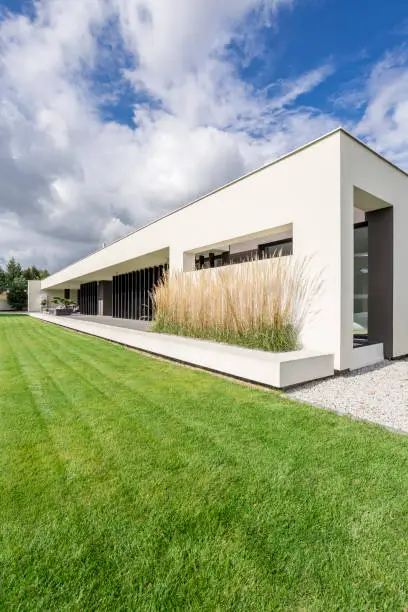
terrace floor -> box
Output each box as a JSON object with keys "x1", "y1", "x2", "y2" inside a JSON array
[{"x1": 70, "y1": 313, "x2": 150, "y2": 331}]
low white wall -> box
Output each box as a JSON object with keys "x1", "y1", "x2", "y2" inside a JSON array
[
  {"x1": 0, "y1": 294, "x2": 12, "y2": 311},
  {"x1": 27, "y1": 280, "x2": 42, "y2": 312},
  {"x1": 349, "y1": 343, "x2": 384, "y2": 370},
  {"x1": 29, "y1": 313, "x2": 334, "y2": 388}
]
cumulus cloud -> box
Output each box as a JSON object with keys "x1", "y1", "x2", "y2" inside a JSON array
[
  {"x1": 0, "y1": 0, "x2": 343, "y2": 270},
  {"x1": 355, "y1": 49, "x2": 408, "y2": 167}
]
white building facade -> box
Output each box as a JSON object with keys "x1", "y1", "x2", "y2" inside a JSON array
[{"x1": 29, "y1": 129, "x2": 408, "y2": 372}]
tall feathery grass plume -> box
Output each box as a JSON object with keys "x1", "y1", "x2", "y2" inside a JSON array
[{"x1": 151, "y1": 254, "x2": 322, "y2": 352}]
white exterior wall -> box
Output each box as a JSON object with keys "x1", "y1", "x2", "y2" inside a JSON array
[
  {"x1": 28, "y1": 282, "x2": 66, "y2": 312},
  {"x1": 27, "y1": 280, "x2": 42, "y2": 312},
  {"x1": 0, "y1": 294, "x2": 12, "y2": 311},
  {"x1": 42, "y1": 133, "x2": 343, "y2": 365},
  {"x1": 340, "y1": 132, "x2": 408, "y2": 362},
  {"x1": 41, "y1": 129, "x2": 408, "y2": 370}
]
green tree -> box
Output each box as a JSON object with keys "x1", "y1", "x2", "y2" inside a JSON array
[
  {"x1": 6, "y1": 257, "x2": 23, "y2": 284},
  {"x1": 23, "y1": 266, "x2": 49, "y2": 281},
  {"x1": 7, "y1": 276, "x2": 27, "y2": 310},
  {"x1": 0, "y1": 266, "x2": 6, "y2": 293},
  {"x1": 0, "y1": 257, "x2": 49, "y2": 310}
]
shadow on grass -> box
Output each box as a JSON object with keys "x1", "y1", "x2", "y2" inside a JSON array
[{"x1": 0, "y1": 312, "x2": 28, "y2": 317}]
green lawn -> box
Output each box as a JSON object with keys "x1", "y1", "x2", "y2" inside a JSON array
[{"x1": 1, "y1": 315, "x2": 408, "y2": 611}]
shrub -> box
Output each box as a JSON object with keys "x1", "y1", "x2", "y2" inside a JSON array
[
  {"x1": 151, "y1": 255, "x2": 321, "y2": 352},
  {"x1": 7, "y1": 276, "x2": 28, "y2": 311}
]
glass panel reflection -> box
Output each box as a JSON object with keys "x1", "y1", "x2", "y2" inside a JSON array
[{"x1": 354, "y1": 224, "x2": 368, "y2": 337}]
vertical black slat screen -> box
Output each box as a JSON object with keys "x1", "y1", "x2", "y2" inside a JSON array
[
  {"x1": 146, "y1": 268, "x2": 150, "y2": 320},
  {"x1": 128, "y1": 272, "x2": 133, "y2": 319},
  {"x1": 117, "y1": 275, "x2": 121, "y2": 318},
  {"x1": 132, "y1": 272, "x2": 136, "y2": 319},
  {"x1": 111, "y1": 265, "x2": 166, "y2": 321},
  {"x1": 114, "y1": 276, "x2": 117, "y2": 317},
  {"x1": 128, "y1": 272, "x2": 132, "y2": 319},
  {"x1": 148, "y1": 268, "x2": 153, "y2": 320},
  {"x1": 115, "y1": 275, "x2": 118, "y2": 318},
  {"x1": 119, "y1": 275, "x2": 122, "y2": 317},
  {"x1": 125, "y1": 274, "x2": 130, "y2": 319},
  {"x1": 152, "y1": 267, "x2": 158, "y2": 318},
  {"x1": 123, "y1": 274, "x2": 126, "y2": 318},
  {"x1": 113, "y1": 276, "x2": 116, "y2": 317},
  {"x1": 140, "y1": 269, "x2": 144, "y2": 319},
  {"x1": 79, "y1": 282, "x2": 97, "y2": 315},
  {"x1": 153, "y1": 266, "x2": 159, "y2": 319},
  {"x1": 129, "y1": 272, "x2": 133, "y2": 319},
  {"x1": 128, "y1": 273, "x2": 131, "y2": 319},
  {"x1": 145, "y1": 268, "x2": 149, "y2": 321},
  {"x1": 122, "y1": 274, "x2": 126, "y2": 318},
  {"x1": 138, "y1": 270, "x2": 142, "y2": 319},
  {"x1": 127, "y1": 273, "x2": 130, "y2": 318},
  {"x1": 151, "y1": 268, "x2": 155, "y2": 319},
  {"x1": 145, "y1": 268, "x2": 149, "y2": 320},
  {"x1": 117, "y1": 275, "x2": 120, "y2": 318},
  {"x1": 135, "y1": 271, "x2": 139, "y2": 319},
  {"x1": 123, "y1": 273, "x2": 126, "y2": 318},
  {"x1": 120, "y1": 275, "x2": 122, "y2": 317},
  {"x1": 130, "y1": 272, "x2": 133, "y2": 319}
]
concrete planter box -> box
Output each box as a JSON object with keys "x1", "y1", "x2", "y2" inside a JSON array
[
  {"x1": 49, "y1": 308, "x2": 73, "y2": 316},
  {"x1": 30, "y1": 313, "x2": 334, "y2": 388}
]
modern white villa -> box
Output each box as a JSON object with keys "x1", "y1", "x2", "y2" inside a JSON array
[{"x1": 28, "y1": 128, "x2": 408, "y2": 386}]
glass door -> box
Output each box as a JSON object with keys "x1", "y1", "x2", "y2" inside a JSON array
[{"x1": 353, "y1": 222, "x2": 368, "y2": 345}]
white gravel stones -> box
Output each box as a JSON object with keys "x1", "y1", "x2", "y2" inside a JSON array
[{"x1": 286, "y1": 359, "x2": 408, "y2": 434}]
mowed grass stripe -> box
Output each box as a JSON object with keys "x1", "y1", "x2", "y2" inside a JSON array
[{"x1": 0, "y1": 315, "x2": 408, "y2": 611}]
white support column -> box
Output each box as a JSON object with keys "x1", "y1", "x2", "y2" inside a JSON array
[
  {"x1": 169, "y1": 248, "x2": 195, "y2": 272},
  {"x1": 27, "y1": 280, "x2": 42, "y2": 312}
]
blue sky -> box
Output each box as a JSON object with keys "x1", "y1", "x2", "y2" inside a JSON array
[
  {"x1": 3, "y1": 0, "x2": 407, "y2": 130},
  {"x1": 0, "y1": 0, "x2": 407, "y2": 269}
]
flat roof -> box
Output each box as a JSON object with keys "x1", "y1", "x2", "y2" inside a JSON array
[{"x1": 46, "y1": 127, "x2": 408, "y2": 279}]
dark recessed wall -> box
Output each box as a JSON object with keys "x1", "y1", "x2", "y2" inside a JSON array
[{"x1": 98, "y1": 281, "x2": 113, "y2": 316}]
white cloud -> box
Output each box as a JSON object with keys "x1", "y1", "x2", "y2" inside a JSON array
[
  {"x1": 356, "y1": 49, "x2": 408, "y2": 167},
  {"x1": 0, "y1": 0, "x2": 337, "y2": 271}
]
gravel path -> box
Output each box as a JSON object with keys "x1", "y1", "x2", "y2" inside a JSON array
[{"x1": 286, "y1": 359, "x2": 408, "y2": 434}]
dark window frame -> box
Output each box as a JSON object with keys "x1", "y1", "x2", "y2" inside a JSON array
[{"x1": 258, "y1": 237, "x2": 293, "y2": 258}]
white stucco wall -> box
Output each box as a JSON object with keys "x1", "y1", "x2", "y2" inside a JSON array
[
  {"x1": 42, "y1": 131, "x2": 343, "y2": 365},
  {"x1": 28, "y1": 282, "x2": 65, "y2": 312},
  {"x1": 0, "y1": 293, "x2": 12, "y2": 311},
  {"x1": 40, "y1": 128, "x2": 408, "y2": 370},
  {"x1": 27, "y1": 280, "x2": 43, "y2": 312}
]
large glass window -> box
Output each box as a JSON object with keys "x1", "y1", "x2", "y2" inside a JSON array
[
  {"x1": 354, "y1": 223, "x2": 368, "y2": 339},
  {"x1": 194, "y1": 236, "x2": 293, "y2": 270},
  {"x1": 259, "y1": 239, "x2": 293, "y2": 259}
]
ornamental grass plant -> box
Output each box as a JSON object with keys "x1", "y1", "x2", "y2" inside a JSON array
[{"x1": 151, "y1": 255, "x2": 320, "y2": 352}]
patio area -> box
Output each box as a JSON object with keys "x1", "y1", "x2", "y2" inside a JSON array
[{"x1": 69, "y1": 313, "x2": 150, "y2": 332}]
